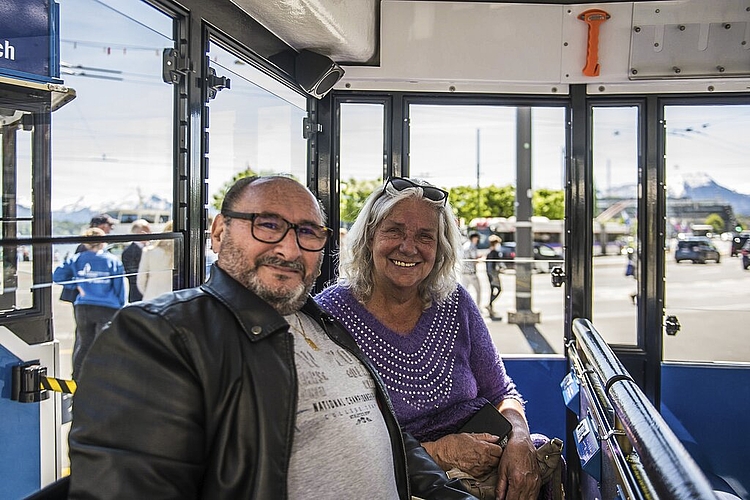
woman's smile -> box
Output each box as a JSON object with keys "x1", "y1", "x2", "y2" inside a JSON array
[{"x1": 391, "y1": 259, "x2": 418, "y2": 268}]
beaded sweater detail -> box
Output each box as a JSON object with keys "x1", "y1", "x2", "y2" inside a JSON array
[{"x1": 316, "y1": 284, "x2": 522, "y2": 442}]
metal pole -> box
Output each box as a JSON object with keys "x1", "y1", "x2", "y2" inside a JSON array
[
  {"x1": 476, "y1": 128, "x2": 481, "y2": 217},
  {"x1": 508, "y1": 107, "x2": 540, "y2": 325}
]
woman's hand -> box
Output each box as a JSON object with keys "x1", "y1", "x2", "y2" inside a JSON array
[
  {"x1": 495, "y1": 434, "x2": 541, "y2": 500},
  {"x1": 423, "y1": 433, "x2": 504, "y2": 477},
  {"x1": 492, "y1": 401, "x2": 542, "y2": 499}
]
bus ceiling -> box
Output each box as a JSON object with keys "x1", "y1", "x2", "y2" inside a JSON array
[
  {"x1": 236, "y1": 0, "x2": 750, "y2": 95},
  {"x1": 231, "y1": 0, "x2": 380, "y2": 64}
]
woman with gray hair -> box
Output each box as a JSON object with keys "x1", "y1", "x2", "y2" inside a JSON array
[{"x1": 316, "y1": 177, "x2": 544, "y2": 499}]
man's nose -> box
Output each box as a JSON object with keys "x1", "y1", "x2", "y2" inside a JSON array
[{"x1": 276, "y1": 227, "x2": 303, "y2": 254}]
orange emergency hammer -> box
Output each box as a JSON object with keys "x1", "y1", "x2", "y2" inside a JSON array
[{"x1": 579, "y1": 9, "x2": 610, "y2": 77}]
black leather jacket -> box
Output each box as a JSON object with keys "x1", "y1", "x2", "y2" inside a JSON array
[{"x1": 69, "y1": 265, "x2": 474, "y2": 499}]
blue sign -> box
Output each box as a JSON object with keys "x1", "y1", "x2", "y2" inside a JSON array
[
  {"x1": 561, "y1": 371, "x2": 580, "y2": 415},
  {"x1": 574, "y1": 415, "x2": 601, "y2": 482},
  {"x1": 0, "y1": 0, "x2": 60, "y2": 84}
]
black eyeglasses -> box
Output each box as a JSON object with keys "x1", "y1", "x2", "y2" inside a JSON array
[
  {"x1": 221, "y1": 210, "x2": 333, "y2": 252},
  {"x1": 379, "y1": 177, "x2": 449, "y2": 206}
]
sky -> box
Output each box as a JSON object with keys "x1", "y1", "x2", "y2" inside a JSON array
[{"x1": 16, "y1": 0, "x2": 750, "y2": 212}]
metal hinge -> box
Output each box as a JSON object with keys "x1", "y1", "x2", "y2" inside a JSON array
[
  {"x1": 162, "y1": 47, "x2": 189, "y2": 85},
  {"x1": 206, "y1": 67, "x2": 230, "y2": 101},
  {"x1": 303, "y1": 116, "x2": 322, "y2": 139}
]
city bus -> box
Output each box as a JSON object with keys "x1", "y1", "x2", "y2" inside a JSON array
[
  {"x1": 469, "y1": 216, "x2": 565, "y2": 248},
  {"x1": 1, "y1": 0, "x2": 748, "y2": 498}
]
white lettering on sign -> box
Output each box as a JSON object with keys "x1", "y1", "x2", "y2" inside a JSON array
[{"x1": 0, "y1": 40, "x2": 16, "y2": 60}]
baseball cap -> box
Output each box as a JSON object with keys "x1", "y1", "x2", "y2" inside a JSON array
[{"x1": 90, "y1": 213, "x2": 117, "y2": 226}]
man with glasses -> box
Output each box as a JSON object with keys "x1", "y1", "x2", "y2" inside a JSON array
[{"x1": 67, "y1": 175, "x2": 473, "y2": 499}]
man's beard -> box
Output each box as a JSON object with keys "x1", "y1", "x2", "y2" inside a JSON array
[
  {"x1": 220, "y1": 239, "x2": 321, "y2": 315},
  {"x1": 247, "y1": 255, "x2": 315, "y2": 315}
]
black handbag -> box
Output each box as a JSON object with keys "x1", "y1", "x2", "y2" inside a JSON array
[{"x1": 59, "y1": 286, "x2": 79, "y2": 303}]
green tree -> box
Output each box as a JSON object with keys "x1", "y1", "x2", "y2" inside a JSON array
[
  {"x1": 340, "y1": 178, "x2": 381, "y2": 226},
  {"x1": 705, "y1": 213, "x2": 725, "y2": 234},
  {"x1": 450, "y1": 184, "x2": 564, "y2": 223},
  {"x1": 448, "y1": 185, "x2": 481, "y2": 223},
  {"x1": 482, "y1": 185, "x2": 516, "y2": 218},
  {"x1": 449, "y1": 184, "x2": 516, "y2": 223},
  {"x1": 533, "y1": 189, "x2": 565, "y2": 220}
]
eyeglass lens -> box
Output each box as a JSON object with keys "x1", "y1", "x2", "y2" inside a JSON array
[{"x1": 252, "y1": 214, "x2": 329, "y2": 251}]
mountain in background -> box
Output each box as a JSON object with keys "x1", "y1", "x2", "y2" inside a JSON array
[
  {"x1": 50, "y1": 194, "x2": 173, "y2": 227},
  {"x1": 601, "y1": 171, "x2": 750, "y2": 216},
  {"x1": 670, "y1": 172, "x2": 750, "y2": 216}
]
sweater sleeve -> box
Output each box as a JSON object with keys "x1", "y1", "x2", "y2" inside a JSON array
[
  {"x1": 52, "y1": 258, "x2": 75, "y2": 284},
  {"x1": 458, "y1": 286, "x2": 524, "y2": 406}
]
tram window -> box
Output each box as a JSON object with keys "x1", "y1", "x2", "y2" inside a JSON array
[
  {"x1": 591, "y1": 106, "x2": 639, "y2": 346},
  {"x1": 664, "y1": 104, "x2": 750, "y2": 364},
  {"x1": 0, "y1": 112, "x2": 35, "y2": 314},
  {"x1": 0, "y1": 245, "x2": 33, "y2": 313},
  {"x1": 339, "y1": 102, "x2": 385, "y2": 260},
  {"x1": 205, "y1": 40, "x2": 307, "y2": 278},
  {"x1": 52, "y1": 0, "x2": 174, "y2": 238},
  {"x1": 408, "y1": 104, "x2": 566, "y2": 356}
]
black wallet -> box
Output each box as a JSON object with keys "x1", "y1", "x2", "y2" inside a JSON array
[{"x1": 459, "y1": 402, "x2": 513, "y2": 439}]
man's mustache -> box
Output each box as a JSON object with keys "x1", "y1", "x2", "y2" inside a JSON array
[{"x1": 256, "y1": 255, "x2": 305, "y2": 273}]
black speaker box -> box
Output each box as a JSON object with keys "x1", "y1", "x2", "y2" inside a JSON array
[{"x1": 295, "y1": 49, "x2": 344, "y2": 99}]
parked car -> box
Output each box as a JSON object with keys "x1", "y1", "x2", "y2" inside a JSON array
[
  {"x1": 674, "y1": 237, "x2": 721, "y2": 264},
  {"x1": 731, "y1": 232, "x2": 750, "y2": 257},
  {"x1": 498, "y1": 241, "x2": 563, "y2": 272},
  {"x1": 741, "y1": 240, "x2": 750, "y2": 270}
]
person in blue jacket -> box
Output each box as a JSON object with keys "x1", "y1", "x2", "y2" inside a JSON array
[{"x1": 53, "y1": 227, "x2": 125, "y2": 378}]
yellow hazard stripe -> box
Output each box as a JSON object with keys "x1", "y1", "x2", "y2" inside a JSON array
[{"x1": 40, "y1": 376, "x2": 77, "y2": 394}]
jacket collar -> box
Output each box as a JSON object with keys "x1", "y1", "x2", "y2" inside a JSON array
[{"x1": 201, "y1": 264, "x2": 328, "y2": 342}]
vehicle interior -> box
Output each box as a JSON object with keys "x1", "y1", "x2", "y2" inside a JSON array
[{"x1": 1, "y1": 0, "x2": 749, "y2": 498}]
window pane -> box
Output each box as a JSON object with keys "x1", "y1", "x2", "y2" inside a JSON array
[
  {"x1": 339, "y1": 103, "x2": 384, "y2": 261},
  {"x1": 591, "y1": 106, "x2": 639, "y2": 345},
  {"x1": 409, "y1": 104, "x2": 566, "y2": 355},
  {"x1": 53, "y1": 0, "x2": 174, "y2": 235},
  {"x1": 664, "y1": 104, "x2": 750, "y2": 363},
  {"x1": 0, "y1": 127, "x2": 33, "y2": 313},
  {"x1": 205, "y1": 41, "x2": 307, "y2": 277}
]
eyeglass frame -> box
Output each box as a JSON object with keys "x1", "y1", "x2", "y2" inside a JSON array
[
  {"x1": 221, "y1": 209, "x2": 333, "y2": 252},
  {"x1": 377, "y1": 177, "x2": 449, "y2": 206}
]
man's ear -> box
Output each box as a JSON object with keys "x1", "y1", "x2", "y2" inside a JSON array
[{"x1": 210, "y1": 214, "x2": 225, "y2": 253}]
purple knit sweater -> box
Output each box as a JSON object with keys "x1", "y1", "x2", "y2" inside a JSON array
[{"x1": 315, "y1": 284, "x2": 523, "y2": 442}]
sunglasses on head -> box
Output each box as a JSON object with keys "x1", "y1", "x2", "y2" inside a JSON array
[{"x1": 380, "y1": 177, "x2": 449, "y2": 205}]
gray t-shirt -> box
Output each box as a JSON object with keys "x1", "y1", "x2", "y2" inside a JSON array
[{"x1": 285, "y1": 312, "x2": 400, "y2": 499}]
